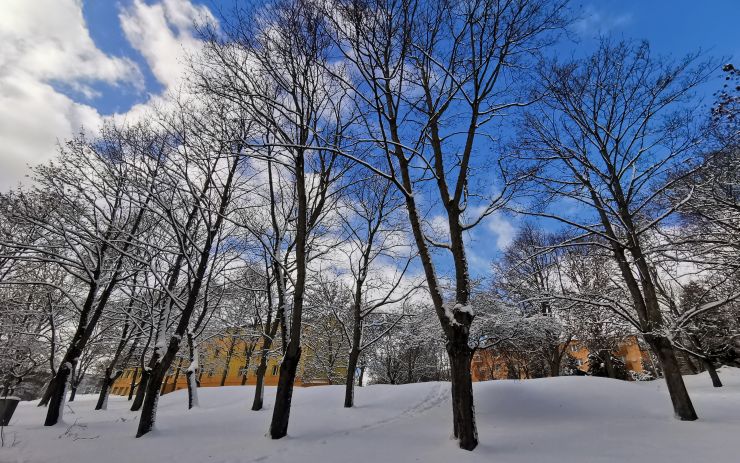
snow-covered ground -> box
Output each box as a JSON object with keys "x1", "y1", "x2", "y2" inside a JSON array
[{"x1": 3, "y1": 368, "x2": 739, "y2": 463}]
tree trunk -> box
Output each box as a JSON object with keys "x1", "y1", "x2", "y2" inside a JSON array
[
  {"x1": 251, "y1": 347, "x2": 270, "y2": 410},
  {"x1": 130, "y1": 369, "x2": 150, "y2": 411},
  {"x1": 648, "y1": 336, "x2": 698, "y2": 420},
  {"x1": 135, "y1": 366, "x2": 167, "y2": 437},
  {"x1": 358, "y1": 364, "x2": 365, "y2": 387},
  {"x1": 95, "y1": 370, "x2": 122, "y2": 410},
  {"x1": 268, "y1": 345, "x2": 301, "y2": 439},
  {"x1": 682, "y1": 350, "x2": 700, "y2": 374},
  {"x1": 447, "y1": 335, "x2": 478, "y2": 451},
  {"x1": 128, "y1": 367, "x2": 138, "y2": 401},
  {"x1": 43, "y1": 363, "x2": 71, "y2": 426},
  {"x1": 220, "y1": 337, "x2": 237, "y2": 387},
  {"x1": 37, "y1": 378, "x2": 53, "y2": 407},
  {"x1": 603, "y1": 350, "x2": 616, "y2": 379},
  {"x1": 171, "y1": 358, "x2": 183, "y2": 392},
  {"x1": 344, "y1": 347, "x2": 360, "y2": 408},
  {"x1": 186, "y1": 370, "x2": 199, "y2": 409},
  {"x1": 548, "y1": 345, "x2": 562, "y2": 377},
  {"x1": 186, "y1": 333, "x2": 199, "y2": 409},
  {"x1": 241, "y1": 351, "x2": 252, "y2": 386},
  {"x1": 160, "y1": 374, "x2": 171, "y2": 395},
  {"x1": 702, "y1": 359, "x2": 722, "y2": 387}
]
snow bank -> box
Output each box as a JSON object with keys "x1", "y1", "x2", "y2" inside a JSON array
[{"x1": 2, "y1": 368, "x2": 739, "y2": 463}]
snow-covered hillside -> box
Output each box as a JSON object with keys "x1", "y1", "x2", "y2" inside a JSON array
[{"x1": 3, "y1": 369, "x2": 739, "y2": 463}]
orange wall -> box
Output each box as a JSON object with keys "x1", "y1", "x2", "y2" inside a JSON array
[
  {"x1": 471, "y1": 336, "x2": 650, "y2": 382},
  {"x1": 111, "y1": 337, "x2": 343, "y2": 396}
]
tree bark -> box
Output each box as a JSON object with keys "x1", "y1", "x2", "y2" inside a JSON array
[
  {"x1": 269, "y1": 345, "x2": 301, "y2": 438},
  {"x1": 344, "y1": 347, "x2": 360, "y2": 408},
  {"x1": 241, "y1": 348, "x2": 252, "y2": 386},
  {"x1": 268, "y1": 148, "x2": 308, "y2": 439},
  {"x1": 220, "y1": 337, "x2": 237, "y2": 387},
  {"x1": 447, "y1": 335, "x2": 478, "y2": 451},
  {"x1": 37, "y1": 378, "x2": 53, "y2": 407},
  {"x1": 128, "y1": 367, "x2": 138, "y2": 401},
  {"x1": 135, "y1": 365, "x2": 167, "y2": 437},
  {"x1": 186, "y1": 332, "x2": 199, "y2": 409},
  {"x1": 160, "y1": 374, "x2": 171, "y2": 395},
  {"x1": 95, "y1": 369, "x2": 122, "y2": 410},
  {"x1": 647, "y1": 336, "x2": 698, "y2": 420},
  {"x1": 43, "y1": 362, "x2": 71, "y2": 426},
  {"x1": 702, "y1": 359, "x2": 722, "y2": 387},
  {"x1": 130, "y1": 368, "x2": 150, "y2": 411},
  {"x1": 171, "y1": 358, "x2": 184, "y2": 392},
  {"x1": 358, "y1": 364, "x2": 365, "y2": 387},
  {"x1": 603, "y1": 350, "x2": 616, "y2": 379},
  {"x1": 251, "y1": 346, "x2": 270, "y2": 410}
]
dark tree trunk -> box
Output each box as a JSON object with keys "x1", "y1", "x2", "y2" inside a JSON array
[
  {"x1": 135, "y1": 365, "x2": 167, "y2": 437},
  {"x1": 186, "y1": 370, "x2": 198, "y2": 409},
  {"x1": 682, "y1": 350, "x2": 700, "y2": 374},
  {"x1": 220, "y1": 337, "x2": 237, "y2": 387},
  {"x1": 128, "y1": 367, "x2": 138, "y2": 401},
  {"x1": 447, "y1": 335, "x2": 478, "y2": 451},
  {"x1": 186, "y1": 332, "x2": 199, "y2": 409},
  {"x1": 160, "y1": 374, "x2": 170, "y2": 395},
  {"x1": 43, "y1": 363, "x2": 71, "y2": 426},
  {"x1": 548, "y1": 344, "x2": 563, "y2": 377},
  {"x1": 68, "y1": 385, "x2": 77, "y2": 402},
  {"x1": 702, "y1": 359, "x2": 722, "y2": 387},
  {"x1": 269, "y1": 345, "x2": 301, "y2": 439},
  {"x1": 251, "y1": 347, "x2": 270, "y2": 410},
  {"x1": 130, "y1": 368, "x2": 150, "y2": 411},
  {"x1": 171, "y1": 358, "x2": 184, "y2": 392},
  {"x1": 241, "y1": 350, "x2": 252, "y2": 386},
  {"x1": 358, "y1": 364, "x2": 365, "y2": 387},
  {"x1": 603, "y1": 350, "x2": 616, "y2": 379},
  {"x1": 344, "y1": 347, "x2": 360, "y2": 408},
  {"x1": 38, "y1": 378, "x2": 53, "y2": 407},
  {"x1": 95, "y1": 369, "x2": 122, "y2": 410},
  {"x1": 647, "y1": 336, "x2": 698, "y2": 420}
]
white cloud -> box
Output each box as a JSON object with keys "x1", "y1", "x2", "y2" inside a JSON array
[
  {"x1": 0, "y1": 0, "x2": 213, "y2": 190},
  {"x1": 574, "y1": 5, "x2": 632, "y2": 37},
  {"x1": 119, "y1": 0, "x2": 214, "y2": 90},
  {"x1": 0, "y1": 0, "x2": 144, "y2": 189},
  {"x1": 485, "y1": 213, "x2": 516, "y2": 250}
]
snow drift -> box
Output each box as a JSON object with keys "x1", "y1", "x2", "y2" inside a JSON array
[{"x1": 2, "y1": 368, "x2": 739, "y2": 463}]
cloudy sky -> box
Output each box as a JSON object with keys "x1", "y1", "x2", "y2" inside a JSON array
[{"x1": 0, "y1": 0, "x2": 738, "y2": 272}]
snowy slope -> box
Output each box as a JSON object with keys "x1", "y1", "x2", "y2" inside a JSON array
[{"x1": 2, "y1": 368, "x2": 739, "y2": 463}]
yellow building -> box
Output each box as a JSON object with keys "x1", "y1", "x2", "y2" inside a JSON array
[
  {"x1": 565, "y1": 336, "x2": 651, "y2": 375},
  {"x1": 111, "y1": 334, "x2": 346, "y2": 396},
  {"x1": 471, "y1": 336, "x2": 653, "y2": 381}
]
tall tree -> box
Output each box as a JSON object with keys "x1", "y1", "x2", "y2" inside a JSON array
[
  {"x1": 515, "y1": 40, "x2": 718, "y2": 420},
  {"x1": 326, "y1": 0, "x2": 568, "y2": 449}
]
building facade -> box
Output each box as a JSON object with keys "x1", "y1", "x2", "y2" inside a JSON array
[
  {"x1": 111, "y1": 335, "x2": 346, "y2": 396},
  {"x1": 471, "y1": 336, "x2": 654, "y2": 382}
]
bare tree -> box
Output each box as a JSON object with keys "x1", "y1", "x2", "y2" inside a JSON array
[
  {"x1": 324, "y1": 0, "x2": 568, "y2": 449},
  {"x1": 133, "y1": 98, "x2": 253, "y2": 437},
  {"x1": 329, "y1": 177, "x2": 419, "y2": 406},
  {"x1": 197, "y1": 0, "x2": 352, "y2": 438},
  {"x1": 514, "y1": 40, "x2": 721, "y2": 420}
]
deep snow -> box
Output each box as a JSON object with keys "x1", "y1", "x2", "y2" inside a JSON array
[{"x1": 2, "y1": 368, "x2": 739, "y2": 463}]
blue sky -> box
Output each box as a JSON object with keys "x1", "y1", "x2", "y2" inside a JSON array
[
  {"x1": 69, "y1": 0, "x2": 740, "y2": 115},
  {"x1": 1, "y1": 0, "x2": 738, "y2": 277}
]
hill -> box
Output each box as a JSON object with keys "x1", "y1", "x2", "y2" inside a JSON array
[{"x1": 3, "y1": 368, "x2": 739, "y2": 463}]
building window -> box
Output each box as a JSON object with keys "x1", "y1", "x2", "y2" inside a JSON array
[
  {"x1": 272, "y1": 365, "x2": 279, "y2": 376},
  {"x1": 570, "y1": 344, "x2": 579, "y2": 352}
]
